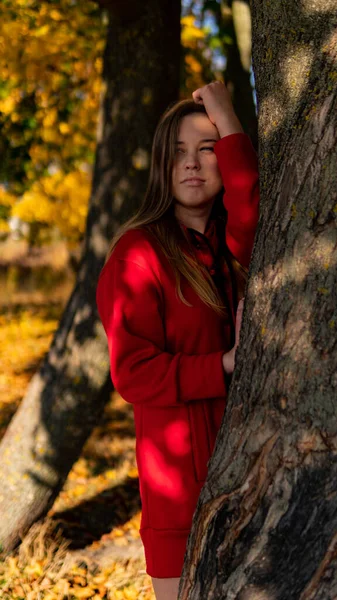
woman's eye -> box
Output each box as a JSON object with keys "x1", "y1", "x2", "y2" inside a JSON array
[{"x1": 200, "y1": 147, "x2": 214, "y2": 152}]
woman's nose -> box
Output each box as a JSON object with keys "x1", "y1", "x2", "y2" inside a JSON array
[{"x1": 184, "y1": 153, "x2": 200, "y2": 170}]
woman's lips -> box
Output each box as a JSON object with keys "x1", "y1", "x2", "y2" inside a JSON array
[{"x1": 181, "y1": 178, "x2": 205, "y2": 186}]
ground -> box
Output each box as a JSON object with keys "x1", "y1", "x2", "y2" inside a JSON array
[{"x1": 0, "y1": 240, "x2": 156, "y2": 599}]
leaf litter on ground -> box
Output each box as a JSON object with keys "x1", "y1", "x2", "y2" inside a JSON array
[{"x1": 0, "y1": 303, "x2": 155, "y2": 599}]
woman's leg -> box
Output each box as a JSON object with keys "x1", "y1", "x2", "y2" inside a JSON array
[{"x1": 151, "y1": 577, "x2": 180, "y2": 600}]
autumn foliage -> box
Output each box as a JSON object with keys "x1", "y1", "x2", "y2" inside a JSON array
[
  {"x1": 0, "y1": 3, "x2": 226, "y2": 247},
  {"x1": 0, "y1": 0, "x2": 106, "y2": 245}
]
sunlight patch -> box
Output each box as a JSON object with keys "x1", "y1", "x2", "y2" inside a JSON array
[
  {"x1": 283, "y1": 45, "x2": 313, "y2": 103},
  {"x1": 302, "y1": 0, "x2": 336, "y2": 11},
  {"x1": 259, "y1": 95, "x2": 284, "y2": 139}
]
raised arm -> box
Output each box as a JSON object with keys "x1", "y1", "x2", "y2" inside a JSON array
[
  {"x1": 215, "y1": 132, "x2": 259, "y2": 268},
  {"x1": 192, "y1": 81, "x2": 260, "y2": 268}
]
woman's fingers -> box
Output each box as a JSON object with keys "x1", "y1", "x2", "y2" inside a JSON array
[
  {"x1": 192, "y1": 82, "x2": 222, "y2": 106},
  {"x1": 192, "y1": 88, "x2": 204, "y2": 105},
  {"x1": 235, "y1": 298, "x2": 244, "y2": 347},
  {"x1": 192, "y1": 81, "x2": 238, "y2": 131}
]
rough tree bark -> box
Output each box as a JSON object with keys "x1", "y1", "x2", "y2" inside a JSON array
[
  {"x1": 180, "y1": 2, "x2": 337, "y2": 598},
  {"x1": 0, "y1": 0, "x2": 181, "y2": 554}
]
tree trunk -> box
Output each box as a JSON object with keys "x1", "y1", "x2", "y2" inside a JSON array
[
  {"x1": 180, "y1": 2, "x2": 337, "y2": 598},
  {"x1": 222, "y1": 0, "x2": 258, "y2": 147},
  {"x1": 0, "y1": 0, "x2": 181, "y2": 555}
]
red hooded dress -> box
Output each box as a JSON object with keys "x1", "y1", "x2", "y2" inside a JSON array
[{"x1": 95, "y1": 132, "x2": 259, "y2": 578}]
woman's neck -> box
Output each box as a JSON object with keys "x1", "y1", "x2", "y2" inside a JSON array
[{"x1": 174, "y1": 204, "x2": 213, "y2": 234}]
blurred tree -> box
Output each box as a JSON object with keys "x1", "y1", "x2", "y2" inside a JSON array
[
  {"x1": 0, "y1": 0, "x2": 181, "y2": 554},
  {"x1": 204, "y1": 0, "x2": 257, "y2": 145},
  {"x1": 181, "y1": 0, "x2": 257, "y2": 144},
  {"x1": 180, "y1": 1, "x2": 337, "y2": 598},
  {"x1": 221, "y1": 0, "x2": 257, "y2": 146}
]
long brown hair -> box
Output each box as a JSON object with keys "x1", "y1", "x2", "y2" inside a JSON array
[{"x1": 104, "y1": 99, "x2": 247, "y2": 315}]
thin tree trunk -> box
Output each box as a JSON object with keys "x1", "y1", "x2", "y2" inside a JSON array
[
  {"x1": 0, "y1": 0, "x2": 181, "y2": 555},
  {"x1": 222, "y1": 0, "x2": 257, "y2": 147},
  {"x1": 180, "y1": 2, "x2": 337, "y2": 598}
]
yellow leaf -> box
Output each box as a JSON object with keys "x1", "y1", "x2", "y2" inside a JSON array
[
  {"x1": 185, "y1": 54, "x2": 202, "y2": 74},
  {"x1": 71, "y1": 484, "x2": 87, "y2": 497},
  {"x1": 113, "y1": 528, "x2": 125, "y2": 537},
  {"x1": 59, "y1": 122, "x2": 71, "y2": 134},
  {"x1": 124, "y1": 587, "x2": 139, "y2": 599},
  {"x1": 41, "y1": 127, "x2": 60, "y2": 143},
  {"x1": 181, "y1": 15, "x2": 205, "y2": 45},
  {"x1": 127, "y1": 467, "x2": 138, "y2": 478},
  {"x1": 50, "y1": 9, "x2": 63, "y2": 21},
  {"x1": 24, "y1": 560, "x2": 44, "y2": 578},
  {"x1": 0, "y1": 96, "x2": 16, "y2": 114},
  {"x1": 43, "y1": 108, "x2": 58, "y2": 128},
  {"x1": 181, "y1": 15, "x2": 195, "y2": 27},
  {"x1": 34, "y1": 24, "x2": 50, "y2": 37},
  {"x1": 70, "y1": 586, "x2": 95, "y2": 598},
  {"x1": 0, "y1": 221, "x2": 10, "y2": 232},
  {"x1": 0, "y1": 188, "x2": 17, "y2": 207}
]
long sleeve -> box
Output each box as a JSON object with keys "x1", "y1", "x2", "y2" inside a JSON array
[
  {"x1": 214, "y1": 132, "x2": 260, "y2": 268},
  {"x1": 96, "y1": 255, "x2": 227, "y2": 406}
]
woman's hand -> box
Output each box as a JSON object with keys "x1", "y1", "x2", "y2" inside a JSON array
[
  {"x1": 192, "y1": 81, "x2": 243, "y2": 138},
  {"x1": 222, "y1": 298, "x2": 245, "y2": 375}
]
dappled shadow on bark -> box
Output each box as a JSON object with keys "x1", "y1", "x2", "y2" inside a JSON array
[
  {"x1": 252, "y1": 6, "x2": 337, "y2": 198},
  {"x1": 180, "y1": 3, "x2": 337, "y2": 598},
  {"x1": 0, "y1": 400, "x2": 21, "y2": 439},
  {"x1": 51, "y1": 476, "x2": 141, "y2": 549},
  {"x1": 25, "y1": 386, "x2": 137, "y2": 498}
]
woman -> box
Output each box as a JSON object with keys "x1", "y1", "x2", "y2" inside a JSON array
[{"x1": 96, "y1": 81, "x2": 259, "y2": 599}]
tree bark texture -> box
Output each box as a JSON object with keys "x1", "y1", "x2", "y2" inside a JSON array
[
  {"x1": 180, "y1": 2, "x2": 337, "y2": 598},
  {"x1": 0, "y1": 0, "x2": 181, "y2": 554}
]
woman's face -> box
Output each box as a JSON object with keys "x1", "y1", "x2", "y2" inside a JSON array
[{"x1": 171, "y1": 113, "x2": 223, "y2": 212}]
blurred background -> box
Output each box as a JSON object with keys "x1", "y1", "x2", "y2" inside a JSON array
[{"x1": 0, "y1": 1, "x2": 256, "y2": 598}]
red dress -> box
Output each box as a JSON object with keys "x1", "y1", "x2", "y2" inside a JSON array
[{"x1": 96, "y1": 133, "x2": 259, "y2": 577}]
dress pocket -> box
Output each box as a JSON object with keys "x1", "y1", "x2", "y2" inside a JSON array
[{"x1": 187, "y1": 401, "x2": 211, "y2": 482}]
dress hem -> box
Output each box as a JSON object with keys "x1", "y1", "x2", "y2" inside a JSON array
[{"x1": 140, "y1": 526, "x2": 191, "y2": 578}]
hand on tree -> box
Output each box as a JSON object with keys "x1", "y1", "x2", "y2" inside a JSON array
[
  {"x1": 192, "y1": 81, "x2": 243, "y2": 138},
  {"x1": 222, "y1": 298, "x2": 245, "y2": 375}
]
